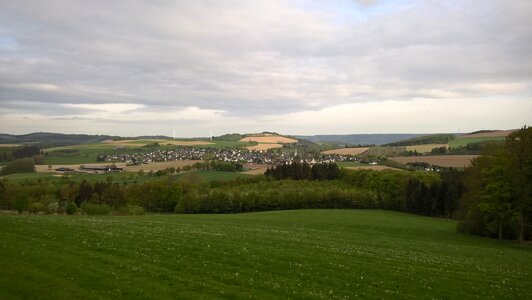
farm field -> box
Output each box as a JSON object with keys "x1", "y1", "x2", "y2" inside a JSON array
[
  {"x1": 362, "y1": 146, "x2": 406, "y2": 157},
  {"x1": 241, "y1": 164, "x2": 269, "y2": 175},
  {"x1": 123, "y1": 160, "x2": 201, "y2": 172},
  {"x1": 405, "y1": 144, "x2": 447, "y2": 153},
  {"x1": 390, "y1": 155, "x2": 479, "y2": 168},
  {"x1": 1, "y1": 169, "x2": 250, "y2": 184},
  {"x1": 459, "y1": 129, "x2": 516, "y2": 138},
  {"x1": 345, "y1": 165, "x2": 403, "y2": 171},
  {"x1": 246, "y1": 143, "x2": 283, "y2": 151},
  {"x1": 321, "y1": 147, "x2": 369, "y2": 155},
  {"x1": 449, "y1": 137, "x2": 505, "y2": 148},
  {"x1": 0, "y1": 210, "x2": 530, "y2": 299},
  {"x1": 239, "y1": 135, "x2": 298, "y2": 144},
  {"x1": 36, "y1": 161, "x2": 202, "y2": 173}
]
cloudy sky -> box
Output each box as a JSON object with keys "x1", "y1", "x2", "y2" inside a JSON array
[{"x1": 1, "y1": 0, "x2": 531, "y2": 137}]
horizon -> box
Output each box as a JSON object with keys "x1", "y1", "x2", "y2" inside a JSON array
[{"x1": 1, "y1": 1, "x2": 531, "y2": 136}]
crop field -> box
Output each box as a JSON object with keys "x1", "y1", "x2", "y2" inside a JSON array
[
  {"x1": 239, "y1": 135, "x2": 298, "y2": 144},
  {"x1": 321, "y1": 147, "x2": 369, "y2": 155},
  {"x1": 241, "y1": 164, "x2": 269, "y2": 175},
  {"x1": 0, "y1": 210, "x2": 530, "y2": 299},
  {"x1": 362, "y1": 146, "x2": 406, "y2": 157},
  {"x1": 123, "y1": 160, "x2": 201, "y2": 172},
  {"x1": 390, "y1": 155, "x2": 479, "y2": 168},
  {"x1": 459, "y1": 129, "x2": 516, "y2": 138},
  {"x1": 405, "y1": 144, "x2": 447, "y2": 153},
  {"x1": 246, "y1": 143, "x2": 283, "y2": 151},
  {"x1": 448, "y1": 137, "x2": 505, "y2": 148}
]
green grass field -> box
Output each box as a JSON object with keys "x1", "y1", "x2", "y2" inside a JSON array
[
  {"x1": 449, "y1": 137, "x2": 505, "y2": 148},
  {"x1": 0, "y1": 210, "x2": 530, "y2": 299},
  {"x1": 1, "y1": 170, "x2": 250, "y2": 184},
  {"x1": 335, "y1": 161, "x2": 363, "y2": 168}
]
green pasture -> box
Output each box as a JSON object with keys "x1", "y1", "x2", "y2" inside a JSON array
[
  {"x1": 335, "y1": 161, "x2": 363, "y2": 168},
  {"x1": 1, "y1": 170, "x2": 251, "y2": 184},
  {"x1": 449, "y1": 137, "x2": 505, "y2": 148},
  {"x1": 0, "y1": 210, "x2": 530, "y2": 299}
]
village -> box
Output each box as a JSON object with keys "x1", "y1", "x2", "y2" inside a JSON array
[{"x1": 97, "y1": 147, "x2": 361, "y2": 167}]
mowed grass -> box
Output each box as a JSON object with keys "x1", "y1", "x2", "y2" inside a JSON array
[{"x1": 0, "y1": 210, "x2": 530, "y2": 299}]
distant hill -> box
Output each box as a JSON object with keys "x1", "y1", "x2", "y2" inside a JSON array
[
  {"x1": 294, "y1": 134, "x2": 427, "y2": 146},
  {"x1": 0, "y1": 132, "x2": 171, "y2": 147},
  {"x1": 384, "y1": 134, "x2": 457, "y2": 146}
]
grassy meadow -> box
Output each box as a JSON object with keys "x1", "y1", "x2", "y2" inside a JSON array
[
  {"x1": 448, "y1": 137, "x2": 505, "y2": 148},
  {"x1": 0, "y1": 210, "x2": 530, "y2": 299}
]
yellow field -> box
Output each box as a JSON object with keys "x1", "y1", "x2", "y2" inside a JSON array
[
  {"x1": 0, "y1": 144, "x2": 22, "y2": 147},
  {"x1": 390, "y1": 155, "x2": 479, "y2": 168},
  {"x1": 460, "y1": 129, "x2": 516, "y2": 138},
  {"x1": 405, "y1": 144, "x2": 448, "y2": 153},
  {"x1": 321, "y1": 148, "x2": 369, "y2": 155},
  {"x1": 36, "y1": 160, "x2": 201, "y2": 173},
  {"x1": 239, "y1": 136, "x2": 297, "y2": 144},
  {"x1": 246, "y1": 144, "x2": 283, "y2": 151}
]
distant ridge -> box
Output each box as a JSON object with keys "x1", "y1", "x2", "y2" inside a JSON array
[
  {"x1": 294, "y1": 134, "x2": 428, "y2": 146},
  {"x1": 0, "y1": 132, "x2": 171, "y2": 147}
]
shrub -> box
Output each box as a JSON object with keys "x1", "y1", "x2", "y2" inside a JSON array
[
  {"x1": 127, "y1": 205, "x2": 145, "y2": 215},
  {"x1": 29, "y1": 202, "x2": 46, "y2": 214}
]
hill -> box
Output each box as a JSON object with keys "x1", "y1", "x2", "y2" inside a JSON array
[
  {"x1": 383, "y1": 134, "x2": 456, "y2": 146},
  {"x1": 1, "y1": 210, "x2": 530, "y2": 299},
  {"x1": 295, "y1": 134, "x2": 427, "y2": 146},
  {"x1": 0, "y1": 132, "x2": 171, "y2": 147}
]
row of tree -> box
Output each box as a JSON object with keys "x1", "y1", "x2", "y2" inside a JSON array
[
  {"x1": 458, "y1": 127, "x2": 532, "y2": 242},
  {"x1": 264, "y1": 162, "x2": 340, "y2": 180}
]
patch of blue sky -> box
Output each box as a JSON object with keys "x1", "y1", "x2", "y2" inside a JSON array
[
  {"x1": 0, "y1": 35, "x2": 18, "y2": 50},
  {"x1": 291, "y1": 0, "x2": 415, "y2": 25}
]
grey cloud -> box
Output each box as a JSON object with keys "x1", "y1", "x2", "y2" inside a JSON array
[{"x1": 0, "y1": 0, "x2": 531, "y2": 123}]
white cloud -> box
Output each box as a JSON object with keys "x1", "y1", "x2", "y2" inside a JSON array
[{"x1": 64, "y1": 103, "x2": 144, "y2": 113}]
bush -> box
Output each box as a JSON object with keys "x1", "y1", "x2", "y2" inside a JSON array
[
  {"x1": 81, "y1": 203, "x2": 111, "y2": 215},
  {"x1": 127, "y1": 205, "x2": 145, "y2": 215},
  {"x1": 29, "y1": 202, "x2": 46, "y2": 214},
  {"x1": 0, "y1": 158, "x2": 35, "y2": 175}
]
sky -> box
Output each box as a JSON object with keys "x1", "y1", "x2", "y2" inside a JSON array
[{"x1": 0, "y1": 0, "x2": 531, "y2": 137}]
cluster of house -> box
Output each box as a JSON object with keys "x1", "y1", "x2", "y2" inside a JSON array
[{"x1": 97, "y1": 147, "x2": 360, "y2": 166}]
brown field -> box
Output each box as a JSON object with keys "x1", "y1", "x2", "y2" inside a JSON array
[
  {"x1": 241, "y1": 164, "x2": 269, "y2": 175},
  {"x1": 345, "y1": 165, "x2": 403, "y2": 171},
  {"x1": 123, "y1": 160, "x2": 202, "y2": 172},
  {"x1": 36, "y1": 160, "x2": 201, "y2": 173},
  {"x1": 36, "y1": 163, "x2": 127, "y2": 173},
  {"x1": 246, "y1": 143, "x2": 283, "y2": 151},
  {"x1": 0, "y1": 144, "x2": 22, "y2": 148},
  {"x1": 460, "y1": 129, "x2": 516, "y2": 138},
  {"x1": 390, "y1": 155, "x2": 479, "y2": 168},
  {"x1": 239, "y1": 136, "x2": 297, "y2": 144},
  {"x1": 321, "y1": 147, "x2": 369, "y2": 156},
  {"x1": 405, "y1": 144, "x2": 448, "y2": 153},
  {"x1": 102, "y1": 139, "x2": 213, "y2": 147}
]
